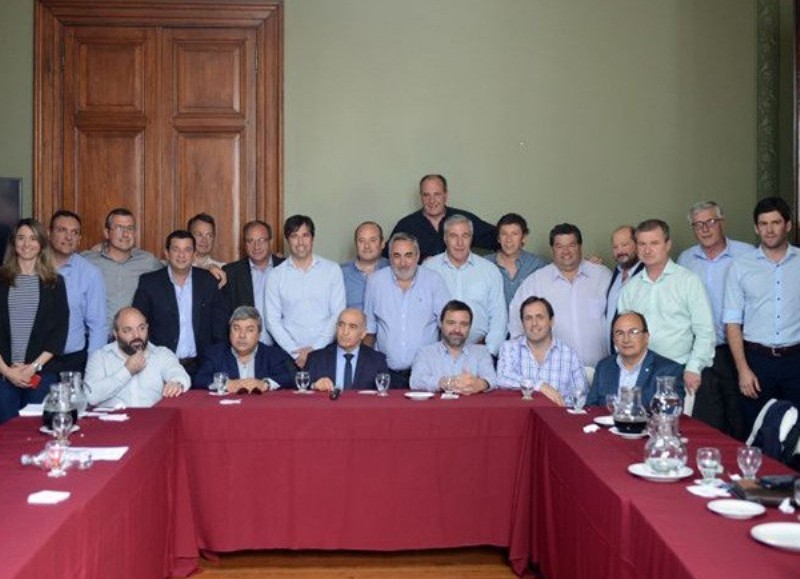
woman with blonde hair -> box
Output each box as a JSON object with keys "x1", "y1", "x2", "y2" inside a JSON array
[{"x1": 0, "y1": 218, "x2": 68, "y2": 423}]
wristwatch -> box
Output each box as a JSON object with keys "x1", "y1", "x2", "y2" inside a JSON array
[{"x1": 33, "y1": 361, "x2": 43, "y2": 372}]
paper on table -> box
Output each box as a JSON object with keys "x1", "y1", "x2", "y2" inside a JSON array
[
  {"x1": 583, "y1": 424, "x2": 600, "y2": 434},
  {"x1": 98, "y1": 414, "x2": 129, "y2": 422},
  {"x1": 19, "y1": 404, "x2": 44, "y2": 417},
  {"x1": 686, "y1": 484, "x2": 731, "y2": 498},
  {"x1": 219, "y1": 399, "x2": 241, "y2": 405},
  {"x1": 28, "y1": 490, "x2": 70, "y2": 505},
  {"x1": 67, "y1": 446, "x2": 128, "y2": 461}
]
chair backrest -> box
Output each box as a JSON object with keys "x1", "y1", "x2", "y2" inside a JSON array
[{"x1": 746, "y1": 399, "x2": 800, "y2": 468}]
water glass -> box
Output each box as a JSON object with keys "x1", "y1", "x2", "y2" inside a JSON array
[
  {"x1": 51, "y1": 411, "x2": 73, "y2": 443},
  {"x1": 443, "y1": 376, "x2": 457, "y2": 397},
  {"x1": 696, "y1": 447, "x2": 722, "y2": 485},
  {"x1": 212, "y1": 372, "x2": 229, "y2": 395},
  {"x1": 736, "y1": 446, "x2": 762, "y2": 481},
  {"x1": 295, "y1": 371, "x2": 311, "y2": 394},
  {"x1": 45, "y1": 440, "x2": 67, "y2": 478},
  {"x1": 375, "y1": 372, "x2": 390, "y2": 397},
  {"x1": 572, "y1": 387, "x2": 587, "y2": 412},
  {"x1": 605, "y1": 393, "x2": 617, "y2": 415},
  {"x1": 520, "y1": 379, "x2": 535, "y2": 401}
]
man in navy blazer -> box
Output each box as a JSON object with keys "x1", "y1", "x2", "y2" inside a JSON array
[
  {"x1": 587, "y1": 311, "x2": 684, "y2": 407},
  {"x1": 132, "y1": 230, "x2": 229, "y2": 375},
  {"x1": 307, "y1": 308, "x2": 389, "y2": 391},
  {"x1": 193, "y1": 306, "x2": 293, "y2": 390},
  {"x1": 222, "y1": 220, "x2": 284, "y2": 345}
]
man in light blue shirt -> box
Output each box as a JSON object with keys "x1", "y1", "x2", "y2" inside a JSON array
[
  {"x1": 364, "y1": 232, "x2": 451, "y2": 388},
  {"x1": 678, "y1": 201, "x2": 753, "y2": 437},
  {"x1": 48, "y1": 210, "x2": 108, "y2": 373},
  {"x1": 341, "y1": 221, "x2": 389, "y2": 310},
  {"x1": 410, "y1": 300, "x2": 496, "y2": 394},
  {"x1": 265, "y1": 215, "x2": 346, "y2": 369},
  {"x1": 485, "y1": 213, "x2": 547, "y2": 306},
  {"x1": 508, "y1": 223, "x2": 612, "y2": 367},
  {"x1": 724, "y1": 197, "x2": 800, "y2": 432},
  {"x1": 424, "y1": 214, "x2": 507, "y2": 356},
  {"x1": 618, "y1": 219, "x2": 715, "y2": 411}
]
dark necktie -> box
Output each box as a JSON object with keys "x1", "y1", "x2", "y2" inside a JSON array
[{"x1": 343, "y1": 353, "x2": 354, "y2": 389}]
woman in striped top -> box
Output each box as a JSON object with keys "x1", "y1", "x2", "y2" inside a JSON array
[{"x1": 0, "y1": 219, "x2": 68, "y2": 424}]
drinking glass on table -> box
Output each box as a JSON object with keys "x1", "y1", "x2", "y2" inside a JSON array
[
  {"x1": 295, "y1": 371, "x2": 311, "y2": 394},
  {"x1": 736, "y1": 446, "x2": 762, "y2": 481},
  {"x1": 572, "y1": 386, "x2": 587, "y2": 413},
  {"x1": 51, "y1": 411, "x2": 73, "y2": 443},
  {"x1": 375, "y1": 372, "x2": 390, "y2": 397},
  {"x1": 520, "y1": 379, "x2": 535, "y2": 401},
  {"x1": 605, "y1": 394, "x2": 618, "y2": 416},
  {"x1": 45, "y1": 440, "x2": 68, "y2": 478},
  {"x1": 443, "y1": 376, "x2": 457, "y2": 397},
  {"x1": 212, "y1": 372, "x2": 229, "y2": 395},
  {"x1": 697, "y1": 447, "x2": 722, "y2": 485}
]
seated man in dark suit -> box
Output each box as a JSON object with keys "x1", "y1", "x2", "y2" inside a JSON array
[
  {"x1": 132, "y1": 229, "x2": 229, "y2": 376},
  {"x1": 222, "y1": 220, "x2": 284, "y2": 346},
  {"x1": 194, "y1": 305, "x2": 293, "y2": 391},
  {"x1": 587, "y1": 311, "x2": 684, "y2": 407},
  {"x1": 307, "y1": 308, "x2": 388, "y2": 392}
]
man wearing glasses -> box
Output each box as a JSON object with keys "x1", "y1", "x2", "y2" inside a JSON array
[
  {"x1": 587, "y1": 311, "x2": 684, "y2": 407},
  {"x1": 223, "y1": 220, "x2": 284, "y2": 346},
  {"x1": 678, "y1": 201, "x2": 752, "y2": 438},
  {"x1": 83, "y1": 208, "x2": 162, "y2": 333}
]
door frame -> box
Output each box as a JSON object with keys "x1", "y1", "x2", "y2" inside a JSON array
[{"x1": 34, "y1": 0, "x2": 283, "y2": 245}]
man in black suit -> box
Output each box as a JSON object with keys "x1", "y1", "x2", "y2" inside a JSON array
[
  {"x1": 193, "y1": 305, "x2": 293, "y2": 391},
  {"x1": 307, "y1": 308, "x2": 388, "y2": 391},
  {"x1": 222, "y1": 220, "x2": 284, "y2": 345},
  {"x1": 132, "y1": 230, "x2": 229, "y2": 376}
]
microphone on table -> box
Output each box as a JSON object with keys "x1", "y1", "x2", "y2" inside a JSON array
[{"x1": 329, "y1": 387, "x2": 341, "y2": 401}]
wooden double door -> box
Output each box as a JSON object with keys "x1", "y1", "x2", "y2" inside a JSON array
[{"x1": 35, "y1": 1, "x2": 282, "y2": 260}]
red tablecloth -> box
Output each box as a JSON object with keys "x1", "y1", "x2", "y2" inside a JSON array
[
  {"x1": 530, "y1": 406, "x2": 800, "y2": 579},
  {"x1": 0, "y1": 409, "x2": 198, "y2": 579},
  {"x1": 161, "y1": 390, "x2": 542, "y2": 564}
]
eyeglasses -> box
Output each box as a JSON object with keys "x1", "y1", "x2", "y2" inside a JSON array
[
  {"x1": 108, "y1": 224, "x2": 136, "y2": 234},
  {"x1": 613, "y1": 328, "x2": 646, "y2": 339},
  {"x1": 691, "y1": 218, "x2": 722, "y2": 230}
]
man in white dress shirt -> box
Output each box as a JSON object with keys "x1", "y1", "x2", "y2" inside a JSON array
[{"x1": 85, "y1": 307, "x2": 190, "y2": 408}]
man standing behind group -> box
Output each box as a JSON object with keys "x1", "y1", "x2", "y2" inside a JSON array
[
  {"x1": 307, "y1": 308, "x2": 389, "y2": 392},
  {"x1": 508, "y1": 223, "x2": 611, "y2": 367},
  {"x1": 424, "y1": 214, "x2": 507, "y2": 356},
  {"x1": 133, "y1": 230, "x2": 229, "y2": 376},
  {"x1": 604, "y1": 225, "x2": 643, "y2": 346},
  {"x1": 188, "y1": 213, "x2": 226, "y2": 270},
  {"x1": 410, "y1": 300, "x2": 495, "y2": 394},
  {"x1": 724, "y1": 197, "x2": 800, "y2": 432},
  {"x1": 364, "y1": 232, "x2": 451, "y2": 388},
  {"x1": 265, "y1": 215, "x2": 346, "y2": 369},
  {"x1": 83, "y1": 208, "x2": 162, "y2": 332},
  {"x1": 387, "y1": 174, "x2": 498, "y2": 262},
  {"x1": 223, "y1": 220, "x2": 284, "y2": 345},
  {"x1": 486, "y1": 213, "x2": 547, "y2": 306},
  {"x1": 48, "y1": 210, "x2": 108, "y2": 372},
  {"x1": 341, "y1": 221, "x2": 389, "y2": 310},
  {"x1": 678, "y1": 201, "x2": 752, "y2": 437},
  {"x1": 618, "y1": 219, "x2": 715, "y2": 406}
]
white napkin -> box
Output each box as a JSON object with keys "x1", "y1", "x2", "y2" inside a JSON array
[
  {"x1": 686, "y1": 485, "x2": 731, "y2": 498},
  {"x1": 28, "y1": 490, "x2": 70, "y2": 505},
  {"x1": 683, "y1": 391, "x2": 696, "y2": 416},
  {"x1": 98, "y1": 413, "x2": 129, "y2": 422},
  {"x1": 67, "y1": 446, "x2": 128, "y2": 461},
  {"x1": 440, "y1": 393, "x2": 460, "y2": 400},
  {"x1": 583, "y1": 424, "x2": 600, "y2": 434},
  {"x1": 567, "y1": 408, "x2": 588, "y2": 415},
  {"x1": 19, "y1": 404, "x2": 44, "y2": 417},
  {"x1": 779, "y1": 498, "x2": 796, "y2": 514},
  {"x1": 219, "y1": 399, "x2": 241, "y2": 405}
]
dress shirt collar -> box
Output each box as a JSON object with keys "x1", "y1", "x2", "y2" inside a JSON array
[
  {"x1": 167, "y1": 265, "x2": 193, "y2": 287},
  {"x1": 522, "y1": 336, "x2": 556, "y2": 364},
  {"x1": 249, "y1": 255, "x2": 274, "y2": 271},
  {"x1": 642, "y1": 259, "x2": 677, "y2": 284},
  {"x1": 755, "y1": 244, "x2": 799, "y2": 265},
  {"x1": 441, "y1": 252, "x2": 475, "y2": 270},
  {"x1": 286, "y1": 254, "x2": 319, "y2": 270},
  {"x1": 550, "y1": 261, "x2": 589, "y2": 282},
  {"x1": 689, "y1": 239, "x2": 737, "y2": 262},
  {"x1": 616, "y1": 351, "x2": 646, "y2": 373},
  {"x1": 436, "y1": 340, "x2": 472, "y2": 359}
]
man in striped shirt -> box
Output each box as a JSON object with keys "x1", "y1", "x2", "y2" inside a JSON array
[{"x1": 496, "y1": 296, "x2": 586, "y2": 406}]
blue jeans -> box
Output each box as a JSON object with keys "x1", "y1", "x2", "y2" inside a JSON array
[{"x1": 0, "y1": 373, "x2": 58, "y2": 425}]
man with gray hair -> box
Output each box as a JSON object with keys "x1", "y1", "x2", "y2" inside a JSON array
[
  {"x1": 364, "y1": 232, "x2": 451, "y2": 387},
  {"x1": 423, "y1": 214, "x2": 507, "y2": 356},
  {"x1": 194, "y1": 305, "x2": 293, "y2": 392},
  {"x1": 678, "y1": 201, "x2": 752, "y2": 437}
]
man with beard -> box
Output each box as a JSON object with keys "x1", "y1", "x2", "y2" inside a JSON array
[
  {"x1": 410, "y1": 300, "x2": 495, "y2": 394},
  {"x1": 364, "y1": 232, "x2": 450, "y2": 388},
  {"x1": 604, "y1": 225, "x2": 644, "y2": 347},
  {"x1": 85, "y1": 307, "x2": 190, "y2": 407},
  {"x1": 724, "y1": 197, "x2": 800, "y2": 432}
]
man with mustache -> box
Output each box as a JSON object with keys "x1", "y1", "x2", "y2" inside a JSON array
[
  {"x1": 85, "y1": 307, "x2": 190, "y2": 407},
  {"x1": 410, "y1": 300, "x2": 495, "y2": 394}
]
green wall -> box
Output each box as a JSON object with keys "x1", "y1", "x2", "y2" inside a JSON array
[{"x1": 0, "y1": 1, "x2": 778, "y2": 260}]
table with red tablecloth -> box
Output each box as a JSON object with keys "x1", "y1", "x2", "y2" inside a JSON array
[
  {"x1": 160, "y1": 389, "x2": 542, "y2": 563},
  {"x1": 529, "y1": 406, "x2": 800, "y2": 579},
  {"x1": 0, "y1": 408, "x2": 197, "y2": 579}
]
